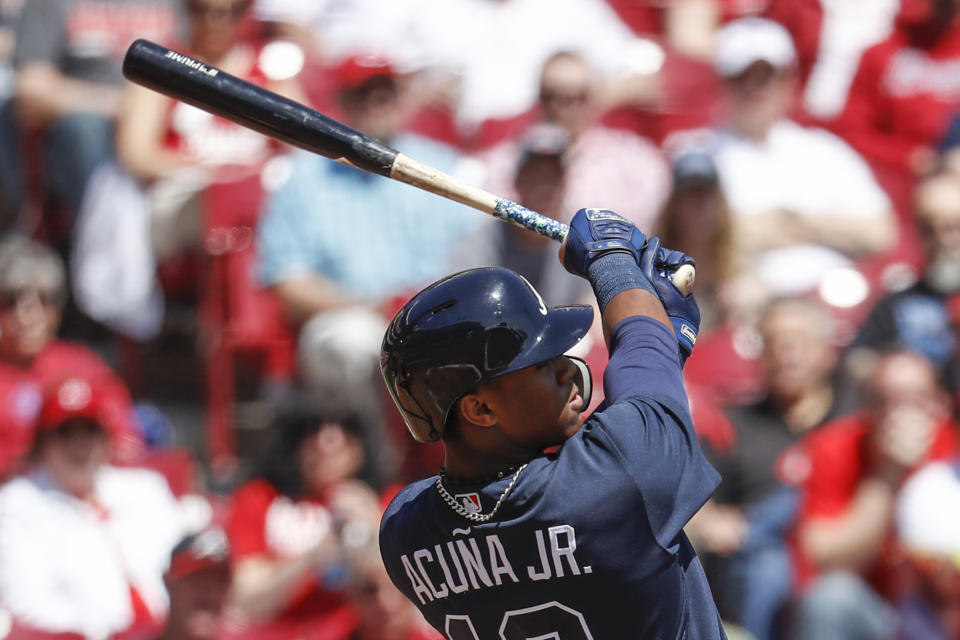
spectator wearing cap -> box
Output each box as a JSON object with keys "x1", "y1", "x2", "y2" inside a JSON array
[
  {"x1": 159, "y1": 528, "x2": 232, "y2": 640},
  {"x1": 481, "y1": 49, "x2": 670, "y2": 233},
  {"x1": 0, "y1": 375, "x2": 186, "y2": 640},
  {"x1": 654, "y1": 148, "x2": 738, "y2": 332},
  {"x1": 0, "y1": 235, "x2": 145, "y2": 480},
  {"x1": 669, "y1": 17, "x2": 895, "y2": 304},
  {"x1": 223, "y1": 402, "x2": 381, "y2": 639},
  {"x1": 455, "y1": 123, "x2": 589, "y2": 307},
  {"x1": 790, "y1": 350, "x2": 960, "y2": 640},
  {"x1": 652, "y1": 145, "x2": 773, "y2": 412},
  {"x1": 256, "y1": 54, "x2": 478, "y2": 469},
  {"x1": 894, "y1": 460, "x2": 960, "y2": 640}
]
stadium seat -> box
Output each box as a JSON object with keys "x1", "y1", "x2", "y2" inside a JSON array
[{"x1": 199, "y1": 171, "x2": 295, "y2": 470}]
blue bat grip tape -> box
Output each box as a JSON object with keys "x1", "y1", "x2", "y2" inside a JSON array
[{"x1": 493, "y1": 199, "x2": 568, "y2": 242}]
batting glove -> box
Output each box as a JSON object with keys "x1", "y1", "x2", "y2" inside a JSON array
[
  {"x1": 562, "y1": 208, "x2": 647, "y2": 278},
  {"x1": 640, "y1": 236, "x2": 700, "y2": 364}
]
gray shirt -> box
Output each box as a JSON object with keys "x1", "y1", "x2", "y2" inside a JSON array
[{"x1": 14, "y1": 0, "x2": 180, "y2": 84}]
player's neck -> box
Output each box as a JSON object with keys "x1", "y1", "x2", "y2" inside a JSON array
[{"x1": 442, "y1": 445, "x2": 534, "y2": 483}]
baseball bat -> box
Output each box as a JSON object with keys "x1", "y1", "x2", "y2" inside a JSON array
[{"x1": 121, "y1": 39, "x2": 694, "y2": 295}]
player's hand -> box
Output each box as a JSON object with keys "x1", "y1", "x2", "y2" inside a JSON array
[
  {"x1": 640, "y1": 237, "x2": 700, "y2": 363},
  {"x1": 561, "y1": 208, "x2": 647, "y2": 278}
]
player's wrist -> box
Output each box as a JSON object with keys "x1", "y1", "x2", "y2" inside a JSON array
[{"x1": 587, "y1": 252, "x2": 657, "y2": 311}]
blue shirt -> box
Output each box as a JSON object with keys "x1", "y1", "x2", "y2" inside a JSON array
[
  {"x1": 380, "y1": 316, "x2": 725, "y2": 640},
  {"x1": 257, "y1": 134, "x2": 480, "y2": 298}
]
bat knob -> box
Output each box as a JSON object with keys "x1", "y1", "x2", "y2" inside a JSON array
[{"x1": 671, "y1": 264, "x2": 696, "y2": 296}]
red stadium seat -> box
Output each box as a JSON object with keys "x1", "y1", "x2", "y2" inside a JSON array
[{"x1": 199, "y1": 171, "x2": 296, "y2": 470}]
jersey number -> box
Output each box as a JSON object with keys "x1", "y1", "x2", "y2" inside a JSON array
[{"x1": 445, "y1": 601, "x2": 594, "y2": 639}]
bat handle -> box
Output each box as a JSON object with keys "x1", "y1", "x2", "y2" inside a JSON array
[
  {"x1": 491, "y1": 198, "x2": 695, "y2": 296},
  {"x1": 492, "y1": 198, "x2": 569, "y2": 242}
]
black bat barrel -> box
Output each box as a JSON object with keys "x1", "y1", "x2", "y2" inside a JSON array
[{"x1": 122, "y1": 39, "x2": 399, "y2": 176}]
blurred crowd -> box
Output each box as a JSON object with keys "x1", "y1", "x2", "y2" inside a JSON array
[{"x1": 2, "y1": 0, "x2": 960, "y2": 639}]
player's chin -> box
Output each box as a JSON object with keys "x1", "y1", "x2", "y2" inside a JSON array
[{"x1": 559, "y1": 409, "x2": 585, "y2": 439}]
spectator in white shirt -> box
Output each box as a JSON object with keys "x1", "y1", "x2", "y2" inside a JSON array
[
  {"x1": 669, "y1": 17, "x2": 896, "y2": 300},
  {"x1": 0, "y1": 375, "x2": 185, "y2": 640}
]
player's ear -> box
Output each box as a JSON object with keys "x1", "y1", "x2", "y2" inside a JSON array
[{"x1": 457, "y1": 392, "x2": 498, "y2": 428}]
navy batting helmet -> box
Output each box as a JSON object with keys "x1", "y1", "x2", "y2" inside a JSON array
[{"x1": 380, "y1": 267, "x2": 594, "y2": 443}]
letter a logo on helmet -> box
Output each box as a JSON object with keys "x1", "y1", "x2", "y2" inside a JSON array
[{"x1": 380, "y1": 268, "x2": 594, "y2": 443}]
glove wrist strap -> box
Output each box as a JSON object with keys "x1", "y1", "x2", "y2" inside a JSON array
[{"x1": 587, "y1": 252, "x2": 656, "y2": 311}]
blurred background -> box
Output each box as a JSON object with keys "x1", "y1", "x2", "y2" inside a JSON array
[{"x1": 2, "y1": 0, "x2": 960, "y2": 638}]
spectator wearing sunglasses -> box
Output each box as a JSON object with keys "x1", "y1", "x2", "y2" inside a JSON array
[{"x1": 482, "y1": 49, "x2": 670, "y2": 232}]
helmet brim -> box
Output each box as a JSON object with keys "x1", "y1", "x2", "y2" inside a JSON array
[{"x1": 508, "y1": 304, "x2": 594, "y2": 371}]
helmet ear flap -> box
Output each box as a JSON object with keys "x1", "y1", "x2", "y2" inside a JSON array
[{"x1": 566, "y1": 356, "x2": 592, "y2": 410}]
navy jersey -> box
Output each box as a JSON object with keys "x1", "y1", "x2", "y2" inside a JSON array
[{"x1": 380, "y1": 316, "x2": 725, "y2": 640}]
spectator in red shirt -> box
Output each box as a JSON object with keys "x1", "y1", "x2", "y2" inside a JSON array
[
  {"x1": 791, "y1": 350, "x2": 960, "y2": 640},
  {"x1": 834, "y1": 0, "x2": 960, "y2": 218},
  {"x1": 224, "y1": 401, "x2": 381, "y2": 640},
  {"x1": 0, "y1": 235, "x2": 144, "y2": 480}
]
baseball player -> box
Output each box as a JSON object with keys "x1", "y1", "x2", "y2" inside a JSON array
[{"x1": 379, "y1": 208, "x2": 725, "y2": 639}]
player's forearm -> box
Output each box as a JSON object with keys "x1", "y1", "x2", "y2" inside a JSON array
[
  {"x1": 15, "y1": 64, "x2": 123, "y2": 128},
  {"x1": 800, "y1": 477, "x2": 896, "y2": 572}
]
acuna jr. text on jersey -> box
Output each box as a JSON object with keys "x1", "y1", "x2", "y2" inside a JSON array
[{"x1": 400, "y1": 525, "x2": 590, "y2": 604}]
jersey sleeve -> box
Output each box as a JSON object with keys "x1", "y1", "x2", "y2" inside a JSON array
[
  {"x1": 602, "y1": 315, "x2": 686, "y2": 405},
  {"x1": 587, "y1": 315, "x2": 720, "y2": 550}
]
